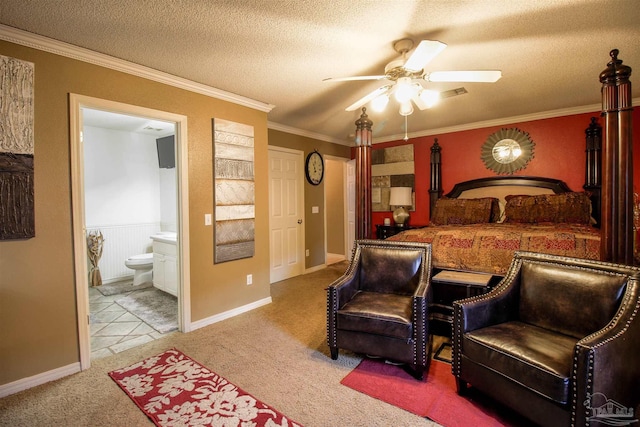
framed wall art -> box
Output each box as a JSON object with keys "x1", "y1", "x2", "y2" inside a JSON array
[
  {"x1": 481, "y1": 128, "x2": 535, "y2": 175},
  {"x1": 371, "y1": 144, "x2": 415, "y2": 212},
  {"x1": 0, "y1": 55, "x2": 35, "y2": 240},
  {"x1": 212, "y1": 118, "x2": 255, "y2": 263}
]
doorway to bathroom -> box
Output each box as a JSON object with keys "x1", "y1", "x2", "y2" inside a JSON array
[{"x1": 70, "y1": 95, "x2": 191, "y2": 370}]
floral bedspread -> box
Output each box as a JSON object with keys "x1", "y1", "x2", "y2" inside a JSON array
[{"x1": 388, "y1": 223, "x2": 601, "y2": 275}]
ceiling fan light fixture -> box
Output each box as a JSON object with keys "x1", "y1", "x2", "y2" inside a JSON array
[
  {"x1": 399, "y1": 101, "x2": 414, "y2": 116},
  {"x1": 394, "y1": 77, "x2": 414, "y2": 103},
  {"x1": 419, "y1": 89, "x2": 440, "y2": 108},
  {"x1": 371, "y1": 93, "x2": 389, "y2": 112}
]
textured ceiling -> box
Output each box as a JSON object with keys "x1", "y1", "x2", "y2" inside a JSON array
[{"x1": 1, "y1": 0, "x2": 639, "y2": 144}]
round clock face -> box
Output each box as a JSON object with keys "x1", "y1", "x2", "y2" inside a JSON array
[{"x1": 305, "y1": 151, "x2": 324, "y2": 185}]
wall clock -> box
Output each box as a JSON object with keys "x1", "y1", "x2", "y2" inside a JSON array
[
  {"x1": 480, "y1": 128, "x2": 535, "y2": 175},
  {"x1": 305, "y1": 150, "x2": 324, "y2": 185}
]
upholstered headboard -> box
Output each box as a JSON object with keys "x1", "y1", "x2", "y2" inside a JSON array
[{"x1": 428, "y1": 119, "x2": 602, "y2": 227}]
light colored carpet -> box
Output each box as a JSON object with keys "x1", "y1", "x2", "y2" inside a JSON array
[
  {"x1": 115, "y1": 287, "x2": 178, "y2": 333},
  {"x1": 95, "y1": 280, "x2": 152, "y2": 296},
  {"x1": 0, "y1": 261, "x2": 442, "y2": 427}
]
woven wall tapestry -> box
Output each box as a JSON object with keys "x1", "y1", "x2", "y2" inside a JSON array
[
  {"x1": 372, "y1": 145, "x2": 415, "y2": 212},
  {"x1": 0, "y1": 55, "x2": 35, "y2": 240},
  {"x1": 212, "y1": 119, "x2": 255, "y2": 263}
]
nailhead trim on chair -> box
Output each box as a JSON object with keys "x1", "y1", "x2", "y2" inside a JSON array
[
  {"x1": 451, "y1": 257, "x2": 523, "y2": 377},
  {"x1": 412, "y1": 245, "x2": 432, "y2": 370},
  {"x1": 571, "y1": 279, "x2": 640, "y2": 426},
  {"x1": 327, "y1": 239, "x2": 432, "y2": 375},
  {"x1": 453, "y1": 251, "x2": 640, "y2": 427},
  {"x1": 326, "y1": 242, "x2": 362, "y2": 349}
]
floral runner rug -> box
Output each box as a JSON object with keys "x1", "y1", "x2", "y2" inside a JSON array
[{"x1": 109, "y1": 348, "x2": 301, "y2": 427}]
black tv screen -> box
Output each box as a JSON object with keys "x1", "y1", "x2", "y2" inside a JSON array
[{"x1": 156, "y1": 135, "x2": 175, "y2": 169}]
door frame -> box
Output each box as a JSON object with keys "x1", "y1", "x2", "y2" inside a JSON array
[
  {"x1": 69, "y1": 94, "x2": 191, "y2": 370},
  {"x1": 267, "y1": 146, "x2": 305, "y2": 283}
]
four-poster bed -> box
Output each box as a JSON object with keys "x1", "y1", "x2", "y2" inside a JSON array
[
  {"x1": 388, "y1": 49, "x2": 634, "y2": 275},
  {"x1": 384, "y1": 50, "x2": 633, "y2": 333}
]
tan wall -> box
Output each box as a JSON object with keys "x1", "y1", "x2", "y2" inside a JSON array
[
  {"x1": 0, "y1": 40, "x2": 272, "y2": 385},
  {"x1": 267, "y1": 130, "x2": 350, "y2": 268},
  {"x1": 325, "y1": 159, "x2": 345, "y2": 255}
]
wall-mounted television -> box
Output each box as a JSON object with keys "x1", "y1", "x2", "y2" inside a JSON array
[{"x1": 156, "y1": 135, "x2": 175, "y2": 169}]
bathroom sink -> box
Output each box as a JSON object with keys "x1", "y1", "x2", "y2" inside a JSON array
[{"x1": 150, "y1": 232, "x2": 177, "y2": 244}]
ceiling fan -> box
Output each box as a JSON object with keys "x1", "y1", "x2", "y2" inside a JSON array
[{"x1": 324, "y1": 39, "x2": 501, "y2": 115}]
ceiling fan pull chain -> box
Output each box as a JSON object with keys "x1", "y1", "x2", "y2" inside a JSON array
[{"x1": 404, "y1": 115, "x2": 409, "y2": 141}]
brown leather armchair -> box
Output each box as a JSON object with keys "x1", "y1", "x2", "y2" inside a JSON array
[
  {"x1": 453, "y1": 251, "x2": 640, "y2": 427},
  {"x1": 327, "y1": 239, "x2": 432, "y2": 380}
]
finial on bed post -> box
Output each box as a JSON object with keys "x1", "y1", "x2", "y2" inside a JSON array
[
  {"x1": 599, "y1": 49, "x2": 633, "y2": 264},
  {"x1": 429, "y1": 139, "x2": 443, "y2": 220}
]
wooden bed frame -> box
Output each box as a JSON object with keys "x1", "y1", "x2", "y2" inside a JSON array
[
  {"x1": 418, "y1": 50, "x2": 635, "y2": 265},
  {"x1": 429, "y1": 118, "x2": 603, "y2": 229},
  {"x1": 427, "y1": 51, "x2": 635, "y2": 264}
]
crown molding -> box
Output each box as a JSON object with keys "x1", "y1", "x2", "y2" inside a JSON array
[
  {"x1": 0, "y1": 24, "x2": 275, "y2": 113},
  {"x1": 374, "y1": 100, "x2": 639, "y2": 144},
  {"x1": 268, "y1": 121, "x2": 351, "y2": 146},
  {"x1": 3, "y1": 24, "x2": 635, "y2": 144}
]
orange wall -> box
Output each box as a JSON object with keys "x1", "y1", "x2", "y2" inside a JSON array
[{"x1": 371, "y1": 110, "x2": 640, "y2": 232}]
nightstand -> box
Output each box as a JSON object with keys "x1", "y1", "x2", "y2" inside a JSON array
[
  {"x1": 429, "y1": 269, "x2": 502, "y2": 337},
  {"x1": 375, "y1": 224, "x2": 425, "y2": 239}
]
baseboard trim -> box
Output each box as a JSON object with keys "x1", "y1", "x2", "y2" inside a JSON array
[
  {"x1": 327, "y1": 253, "x2": 346, "y2": 264},
  {"x1": 189, "y1": 297, "x2": 272, "y2": 331},
  {"x1": 305, "y1": 264, "x2": 326, "y2": 274},
  {"x1": 0, "y1": 362, "x2": 81, "y2": 398}
]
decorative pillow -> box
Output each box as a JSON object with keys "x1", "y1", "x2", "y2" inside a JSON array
[
  {"x1": 431, "y1": 197, "x2": 500, "y2": 225},
  {"x1": 504, "y1": 192, "x2": 592, "y2": 224}
]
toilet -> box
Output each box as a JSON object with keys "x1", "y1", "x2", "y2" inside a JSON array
[{"x1": 124, "y1": 253, "x2": 153, "y2": 286}]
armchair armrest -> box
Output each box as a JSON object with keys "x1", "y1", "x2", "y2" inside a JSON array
[
  {"x1": 327, "y1": 256, "x2": 361, "y2": 351},
  {"x1": 327, "y1": 260, "x2": 361, "y2": 309},
  {"x1": 572, "y1": 279, "x2": 640, "y2": 425},
  {"x1": 454, "y1": 268, "x2": 521, "y2": 334},
  {"x1": 411, "y1": 273, "x2": 432, "y2": 367},
  {"x1": 452, "y1": 263, "x2": 521, "y2": 378}
]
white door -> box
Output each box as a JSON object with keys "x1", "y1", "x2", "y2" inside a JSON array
[
  {"x1": 269, "y1": 148, "x2": 304, "y2": 283},
  {"x1": 346, "y1": 159, "x2": 356, "y2": 257}
]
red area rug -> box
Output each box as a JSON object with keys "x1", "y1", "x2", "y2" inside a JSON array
[
  {"x1": 341, "y1": 358, "x2": 520, "y2": 427},
  {"x1": 109, "y1": 348, "x2": 301, "y2": 427}
]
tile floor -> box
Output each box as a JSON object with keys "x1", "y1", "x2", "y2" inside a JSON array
[{"x1": 89, "y1": 284, "x2": 176, "y2": 360}]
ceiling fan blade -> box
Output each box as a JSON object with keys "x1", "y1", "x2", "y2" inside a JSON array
[
  {"x1": 426, "y1": 70, "x2": 502, "y2": 83},
  {"x1": 440, "y1": 87, "x2": 468, "y2": 98},
  {"x1": 345, "y1": 85, "x2": 392, "y2": 111},
  {"x1": 411, "y1": 92, "x2": 428, "y2": 111},
  {"x1": 323, "y1": 75, "x2": 386, "y2": 82},
  {"x1": 403, "y1": 40, "x2": 447, "y2": 72}
]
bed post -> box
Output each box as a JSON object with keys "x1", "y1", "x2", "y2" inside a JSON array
[
  {"x1": 354, "y1": 108, "x2": 373, "y2": 239},
  {"x1": 584, "y1": 117, "x2": 602, "y2": 227},
  {"x1": 429, "y1": 139, "x2": 442, "y2": 219},
  {"x1": 599, "y1": 49, "x2": 634, "y2": 264}
]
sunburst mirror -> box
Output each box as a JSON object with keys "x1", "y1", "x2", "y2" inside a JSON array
[{"x1": 481, "y1": 128, "x2": 535, "y2": 175}]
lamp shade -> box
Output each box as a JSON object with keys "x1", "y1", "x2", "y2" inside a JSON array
[{"x1": 389, "y1": 187, "x2": 412, "y2": 207}]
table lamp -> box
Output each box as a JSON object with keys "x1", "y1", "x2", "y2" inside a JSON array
[{"x1": 389, "y1": 186, "x2": 412, "y2": 227}]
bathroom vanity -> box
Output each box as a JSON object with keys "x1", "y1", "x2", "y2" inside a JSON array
[{"x1": 150, "y1": 232, "x2": 178, "y2": 297}]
